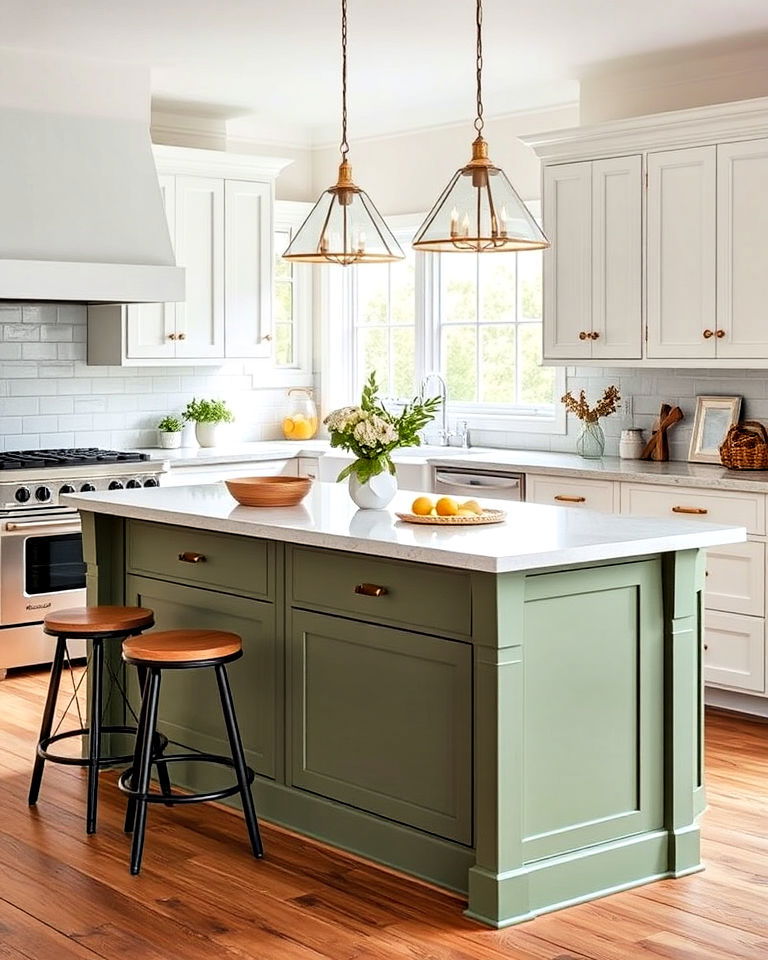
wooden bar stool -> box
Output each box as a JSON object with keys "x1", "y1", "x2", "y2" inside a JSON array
[
  {"x1": 28, "y1": 605, "x2": 168, "y2": 835},
  {"x1": 119, "y1": 629, "x2": 263, "y2": 875}
]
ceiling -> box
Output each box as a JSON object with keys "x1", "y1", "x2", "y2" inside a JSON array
[{"x1": 5, "y1": 0, "x2": 768, "y2": 143}]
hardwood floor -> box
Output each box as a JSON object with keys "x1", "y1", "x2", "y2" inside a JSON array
[{"x1": 1, "y1": 667, "x2": 767, "y2": 960}]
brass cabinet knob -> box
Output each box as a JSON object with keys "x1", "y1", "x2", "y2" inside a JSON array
[
  {"x1": 261, "y1": 333, "x2": 273, "y2": 342},
  {"x1": 591, "y1": 331, "x2": 600, "y2": 340},
  {"x1": 703, "y1": 329, "x2": 714, "y2": 339},
  {"x1": 578, "y1": 331, "x2": 588, "y2": 341},
  {"x1": 354, "y1": 583, "x2": 388, "y2": 597},
  {"x1": 178, "y1": 332, "x2": 187, "y2": 340},
  {"x1": 178, "y1": 551, "x2": 206, "y2": 563},
  {"x1": 168, "y1": 332, "x2": 177, "y2": 340},
  {"x1": 715, "y1": 329, "x2": 725, "y2": 338}
]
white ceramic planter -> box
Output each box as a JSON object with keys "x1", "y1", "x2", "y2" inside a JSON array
[
  {"x1": 158, "y1": 431, "x2": 182, "y2": 449},
  {"x1": 348, "y1": 471, "x2": 397, "y2": 510},
  {"x1": 195, "y1": 422, "x2": 221, "y2": 448}
]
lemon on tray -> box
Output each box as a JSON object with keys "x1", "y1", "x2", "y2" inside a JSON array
[{"x1": 411, "y1": 496, "x2": 434, "y2": 516}]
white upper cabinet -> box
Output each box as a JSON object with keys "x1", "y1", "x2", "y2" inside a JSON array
[
  {"x1": 125, "y1": 174, "x2": 177, "y2": 360},
  {"x1": 590, "y1": 155, "x2": 642, "y2": 360},
  {"x1": 225, "y1": 180, "x2": 272, "y2": 358},
  {"x1": 543, "y1": 155, "x2": 641, "y2": 361},
  {"x1": 715, "y1": 138, "x2": 768, "y2": 360},
  {"x1": 86, "y1": 147, "x2": 291, "y2": 367},
  {"x1": 646, "y1": 146, "x2": 717, "y2": 360},
  {"x1": 543, "y1": 163, "x2": 592, "y2": 360},
  {"x1": 174, "y1": 176, "x2": 225, "y2": 359}
]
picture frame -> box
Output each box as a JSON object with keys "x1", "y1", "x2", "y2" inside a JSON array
[{"x1": 688, "y1": 396, "x2": 742, "y2": 464}]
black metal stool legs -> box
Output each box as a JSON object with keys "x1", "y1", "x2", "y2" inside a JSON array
[
  {"x1": 215, "y1": 663, "x2": 263, "y2": 859},
  {"x1": 28, "y1": 635, "x2": 68, "y2": 806},
  {"x1": 128, "y1": 667, "x2": 162, "y2": 875},
  {"x1": 86, "y1": 637, "x2": 104, "y2": 834}
]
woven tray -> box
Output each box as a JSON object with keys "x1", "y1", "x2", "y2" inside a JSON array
[{"x1": 395, "y1": 508, "x2": 506, "y2": 526}]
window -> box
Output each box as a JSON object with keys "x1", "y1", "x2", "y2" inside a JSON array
[
  {"x1": 273, "y1": 226, "x2": 296, "y2": 367},
  {"x1": 342, "y1": 209, "x2": 563, "y2": 433},
  {"x1": 272, "y1": 201, "x2": 313, "y2": 380}
]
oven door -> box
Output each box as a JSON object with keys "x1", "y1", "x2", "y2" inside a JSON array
[{"x1": 0, "y1": 513, "x2": 86, "y2": 625}]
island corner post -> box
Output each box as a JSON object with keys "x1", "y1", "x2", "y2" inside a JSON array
[{"x1": 81, "y1": 509, "x2": 706, "y2": 929}]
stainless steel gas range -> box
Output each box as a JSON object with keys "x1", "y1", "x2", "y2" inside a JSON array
[{"x1": 0, "y1": 448, "x2": 166, "y2": 677}]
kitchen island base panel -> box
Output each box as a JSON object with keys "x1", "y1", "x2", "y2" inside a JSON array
[{"x1": 82, "y1": 511, "x2": 706, "y2": 929}]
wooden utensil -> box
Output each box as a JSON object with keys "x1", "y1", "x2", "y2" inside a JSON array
[{"x1": 640, "y1": 404, "x2": 684, "y2": 461}]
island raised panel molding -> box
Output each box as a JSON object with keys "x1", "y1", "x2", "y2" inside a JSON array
[
  {"x1": 524, "y1": 97, "x2": 768, "y2": 367},
  {"x1": 87, "y1": 145, "x2": 291, "y2": 366}
]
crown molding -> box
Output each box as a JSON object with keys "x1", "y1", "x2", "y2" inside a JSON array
[
  {"x1": 521, "y1": 96, "x2": 768, "y2": 162},
  {"x1": 151, "y1": 144, "x2": 293, "y2": 180}
]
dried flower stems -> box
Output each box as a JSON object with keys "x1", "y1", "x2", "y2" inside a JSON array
[{"x1": 561, "y1": 385, "x2": 621, "y2": 423}]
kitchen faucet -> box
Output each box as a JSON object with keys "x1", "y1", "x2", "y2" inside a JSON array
[{"x1": 420, "y1": 372, "x2": 449, "y2": 446}]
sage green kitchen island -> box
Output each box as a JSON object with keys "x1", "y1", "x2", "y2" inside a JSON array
[{"x1": 67, "y1": 481, "x2": 744, "y2": 928}]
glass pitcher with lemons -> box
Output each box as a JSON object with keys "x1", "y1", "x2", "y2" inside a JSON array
[{"x1": 281, "y1": 388, "x2": 319, "y2": 441}]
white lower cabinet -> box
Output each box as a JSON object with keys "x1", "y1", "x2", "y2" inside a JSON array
[
  {"x1": 703, "y1": 612, "x2": 765, "y2": 693},
  {"x1": 704, "y1": 541, "x2": 765, "y2": 618},
  {"x1": 525, "y1": 474, "x2": 617, "y2": 513}
]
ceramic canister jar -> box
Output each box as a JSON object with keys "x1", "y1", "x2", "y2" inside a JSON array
[{"x1": 619, "y1": 428, "x2": 645, "y2": 459}]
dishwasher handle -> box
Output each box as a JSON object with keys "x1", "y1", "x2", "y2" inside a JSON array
[{"x1": 434, "y1": 471, "x2": 522, "y2": 492}]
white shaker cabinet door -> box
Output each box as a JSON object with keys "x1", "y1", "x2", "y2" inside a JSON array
[
  {"x1": 225, "y1": 179, "x2": 272, "y2": 358},
  {"x1": 590, "y1": 155, "x2": 642, "y2": 360},
  {"x1": 174, "y1": 176, "x2": 225, "y2": 359},
  {"x1": 646, "y1": 146, "x2": 717, "y2": 360},
  {"x1": 715, "y1": 138, "x2": 768, "y2": 359},
  {"x1": 542, "y1": 162, "x2": 592, "y2": 360},
  {"x1": 126, "y1": 174, "x2": 177, "y2": 360}
]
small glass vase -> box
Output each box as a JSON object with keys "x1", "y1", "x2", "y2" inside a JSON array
[{"x1": 576, "y1": 420, "x2": 605, "y2": 459}]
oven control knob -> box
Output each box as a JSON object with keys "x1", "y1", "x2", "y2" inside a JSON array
[
  {"x1": 108, "y1": 480, "x2": 124, "y2": 491},
  {"x1": 60, "y1": 484, "x2": 76, "y2": 495},
  {"x1": 35, "y1": 486, "x2": 51, "y2": 502},
  {"x1": 143, "y1": 477, "x2": 159, "y2": 487},
  {"x1": 126, "y1": 479, "x2": 141, "y2": 489},
  {"x1": 15, "y1": 486, "x2": 31, "y2": 503},
  {"x1": 80, "y1": 482, "x2": 96, "y2": 492}
]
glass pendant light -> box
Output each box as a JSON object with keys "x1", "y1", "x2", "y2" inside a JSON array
[
  {"x1": 413, "y1": 0, "x2": 550, "y2": 253},
  {"x1": 283, "y1": 0, "x2": 403, "y2": 266}
]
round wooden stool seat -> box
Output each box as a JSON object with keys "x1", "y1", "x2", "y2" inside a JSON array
[
  {"x1": 123, "y1": 629, "x2": 242, "y2": 665},
  {"x1": 44, "y1": 605, "x2": 155, "y2": 638}
]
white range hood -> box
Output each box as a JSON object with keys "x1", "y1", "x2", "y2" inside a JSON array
[{"x1": 0, "y1": 49, "x2": 184, "y2": 304}]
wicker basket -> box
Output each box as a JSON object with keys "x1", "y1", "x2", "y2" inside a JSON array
[{"x1": 720, "y1": 420, "x2": 768, "y2": 470}]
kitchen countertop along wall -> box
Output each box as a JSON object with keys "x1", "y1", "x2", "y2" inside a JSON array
[{"x1": 140, "y1": 441, "x2": 768, "y2": 494}]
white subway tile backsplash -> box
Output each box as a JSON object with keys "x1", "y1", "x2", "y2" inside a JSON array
[{"x1": 0, "y1": 302, "x2": 305, "y2": 453}]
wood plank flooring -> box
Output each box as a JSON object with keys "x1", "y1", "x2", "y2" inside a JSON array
[{"x1": 1, "y1": 666, "x2": 767, "y2": 959}]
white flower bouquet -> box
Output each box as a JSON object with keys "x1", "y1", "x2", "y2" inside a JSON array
[{"x1": 324, "y1": 373, "x2": 441, "y2": 484}]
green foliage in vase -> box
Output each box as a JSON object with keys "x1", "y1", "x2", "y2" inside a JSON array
[
  {"x1": 182, "y1": 398, "x2": 235, "y2": 424},
  {"x1": 157, "y1": 415, "x2": 183, "y2": 433},
  {"x1": 324, "y1": 372, "x2": 441, "y2": 483}
]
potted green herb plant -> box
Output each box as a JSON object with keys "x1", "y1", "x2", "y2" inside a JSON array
[
  {"x1": 157, "y1": 414, "x2": 184, "y2": 450},
  {"x1": 182, "y1": 398, "x2": 235, "y2": 448},
  {"x1": 324, "y1": 373, "x2": 441, "y2": 509}
]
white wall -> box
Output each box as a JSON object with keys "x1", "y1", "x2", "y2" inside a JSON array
[
  {"x1": 580, "y1": 37, "x2": 768, "y2": 124},
  {"x1": 310, "y1": 104, "x2": 579, "y2": 215}
]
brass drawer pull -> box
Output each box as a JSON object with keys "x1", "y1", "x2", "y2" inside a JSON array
[
  {"x1": 354, "y1": 583, "x2": 388, "y2": 598},
  {"x1": 672, "y1": 506, "x2": 708, "y2": 515},
  {"x1": 178, "y1": 551, "x2": 206, "y2": 563},
  {"x1": 554, "y1": 495, "x2": 586, "y2": 503}
]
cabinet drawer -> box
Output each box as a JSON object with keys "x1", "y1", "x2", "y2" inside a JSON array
[
  {"x1": 526, "y1": 474, "x2": 616, "y2": 513},
  {"x1": 705, "y1": 541, "x2": 765, "y2": 617},
  {"x1": 704, "y1": 611, "x2": 765, "y2": 693},
  {"x1": 620, "y1": 483, "x2": 764, "y2": 535},
  {"x1": 127, "y1": 520, "x2": 272, "y2": 600},
  {"x1": 289, "y1": 546, "x2": 471, "y2": 637},
  {"x1": 289, "y1": 610, "x2": 472, "y2": 843}
]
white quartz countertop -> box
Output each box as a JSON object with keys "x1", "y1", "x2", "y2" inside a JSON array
[
  {"x1": 65, "y1": 481, "x2": 745, "y2": 574},
  {"x1": 135, "y1": 441, "x2": 768, "y2": 493}
]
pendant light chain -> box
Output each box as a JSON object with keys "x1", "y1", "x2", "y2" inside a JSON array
[
  {"x1": 474, "y1": 0, "x2": 484, "y2": 136},
  {"x1": 340, "y1": 0, "x2": 349, "y2": 160}
]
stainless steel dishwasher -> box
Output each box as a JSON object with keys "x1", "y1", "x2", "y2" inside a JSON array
[{"x1": 431, "y1": 466, "x2": 525, "y2": 500}]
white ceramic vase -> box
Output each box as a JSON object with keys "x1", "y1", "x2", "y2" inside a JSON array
[
  {"x1": 348, "y1": 471, "x2": 397, "y2": 510},
  {"x1": 158, "y1": 431, "x2": 182, "y2": 449},
  {"x1": 195, "y1": 422, "x2": 221, "y2": 448}
]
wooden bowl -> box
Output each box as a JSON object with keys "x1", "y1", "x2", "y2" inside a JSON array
[{"x1": 225, "y1": 475, "x2": 313, "y2": 507}]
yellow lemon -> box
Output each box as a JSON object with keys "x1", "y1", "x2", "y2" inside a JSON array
[
  {"x1": 436, "y1": 496, "x2": 459, "y2": 517},
  {"x1": 462, "y1": 499, "x2": 482, "y2": 515},
  {"x1": 282, "y1": 416, "x2": 295, "y2": 437},
  {"x1": 457, "y1": 508, "x2": 476, "y2": 517},
  {"x1": 411, "y1": 496, "x2": 434, "y2": 516}
]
